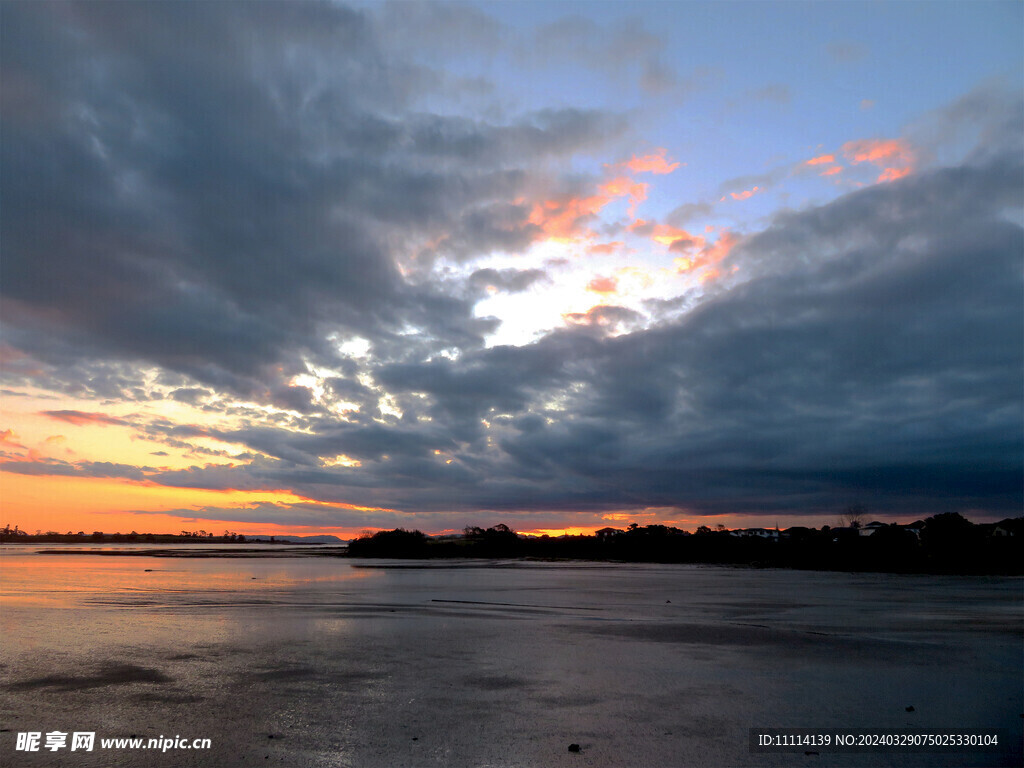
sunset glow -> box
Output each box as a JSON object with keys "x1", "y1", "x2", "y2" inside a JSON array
[{"x1": 2, "y1": 2, "x2": 1020, "y2": 538}]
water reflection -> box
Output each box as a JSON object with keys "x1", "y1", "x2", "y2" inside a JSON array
[
  {"x1": 0, "y1": 549, "x2": 380, "y2": 666},
  {"x1": 1, "y1": 550, "x2": 374, "y2": 605},
  {"x1": 1, "y1": 549, "x2": 1020, "y2": 768}
]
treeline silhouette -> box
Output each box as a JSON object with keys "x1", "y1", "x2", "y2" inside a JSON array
[
  {"x1": 0, "y1": 527, "x2": 249, "y2": 544},
  {"x1": 347, "y1": 514, "x2": 1023, "y2": 575}
]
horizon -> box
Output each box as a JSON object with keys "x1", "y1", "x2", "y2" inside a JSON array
[
  {"x1": 2, "y1": 2, "x2": 1022, "y2": 540},
  {"x1": 4, "y1": 511, "x2": 1018, "y2": 542}
]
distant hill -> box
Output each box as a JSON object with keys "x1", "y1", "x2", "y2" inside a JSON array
[{"x1": 247, "y1": 535, "x2": 347, "y2": 544}]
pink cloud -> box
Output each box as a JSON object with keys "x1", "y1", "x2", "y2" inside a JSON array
[
  {"x1": 586, "y1": 276, "x2": 618, "y2": 294},
  {"x1": 805, "y1": 154, "x2": 835, "y2": 166},
  {"x1": 675, "y1": 230, "x2": 739, "y2": 284},
  {"x1": 842, "y1": 138, "x2": 913, "y2": 165},
  {"x1": 629, "y1": 219, "x2": 704, "y2": 250},
  {"x1": 562, "y1": 305, "x2": 639, "y2": 332},
  {"x1": 528, "y1": 178, "x2": 648, "y2": 242},
  {"x1": 41, "y1": 410, "x2": 128, "y2": 427},
  {"x1": 525, "y1": 149, "x2": 683, "y2": 244},
  {"x1": 527, "y1": 193, "x2": 611, "y2": 242},
  {"x1": 611, "y1": 148, "x2": 681, "y2": 175},
  {"x1": 842, "y1": 137, "x2": 916, "y2": 183},
  {"x1": 586, "y1": 241, "x2": 625, "y2": 256},
  {"x1": 876, "y1": 166, "x2": 911, "y2": 183},
  {"x1": 600, "y1": 176, "x2": 648, "y2": 218},
  {"x1": 0, "y1": 429, "x2": 25, "y2": 449},
  {"x1": 729, "y1": 186, "x2": 761, "y2": 201}
]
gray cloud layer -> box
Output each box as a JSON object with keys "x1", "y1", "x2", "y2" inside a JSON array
[
  {"x1": 2, "y1": 2, "x2": 626, "y2": 393},
  {"x1": 2, "y1": 3, "x2": 1020, "y2": 527}
]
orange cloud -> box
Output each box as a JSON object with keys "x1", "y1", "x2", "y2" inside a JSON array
[
  {"x1": 805, "y1": 153, "x2": 843, "y2": 177},
  {"x1": 40, "y1": 410, "x2": 128, "y2": 427},
  {"x1": 562, "y1": 305, "x2": 639, "y2": 332},
  {"x1": 842, "y1": 138, "x2": 913, "y2": 165},
  {"x1": 527, "y1": 194, "x2": 609, "y2": 242},
  {"x1": 629, "y1": 219, "x2": 704, "y2": 250},
  {"x1": 805, "y1": 154, "x2": 835, "y2": 166},
  {"x1": 842, "y1": 137, "x2": 915, "y2": 183},
  {"x1": 611, "y1": 148, "x2": 681, "y2": 175},
  {"x1": 527, "y1": 150, "x2": 682, "y2": 244},
  {"x1": 729, "y1": 186, "x2": 761, "y2": 201},
  {"x1": 704, "y1": 230, "x2": 738, "y2": 264},
  {"x1": 675, "y1": 230, "x2": 738, "y2": 282},
  {"x1": 0, "y1": 428, "x2": 29, "y2": 456},
  {"x1": 586, "y1": 241, "x2": 625, "y2": 256},
  {"x1": 876, "y1": 166, "x2": 911, "y2": 183},
  {"x1": 699, "y1": 267, "x2": 721, "y2": 284},
  {"x1": 600, "y1": 176, "x2": 648, "y2": 217},
  {"x1": 528, "y1": 178, "x2": 648, "y2": 242},
  {"x1": 614, "y1": 265, "x2": 659, "y2": 290},
  {"x1": 586, "y1": 276, "x2": 618, "y2": 294}
]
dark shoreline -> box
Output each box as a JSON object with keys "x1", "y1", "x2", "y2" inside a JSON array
[
  {"x1": 10, "y1": 544, "x2": 1024, "y2": 577},
  {"x1": 343, "y1": 520, "x2": 1024, "y2": 576},
  {"x1": 23, "y1": 546, "x2": 349, "y2": 558},
  {"x1": 5, "y1": 513, "x2": 1022, "y2": 574}
]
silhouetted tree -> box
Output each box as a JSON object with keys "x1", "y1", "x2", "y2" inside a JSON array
[
  {"x1": 922, "y1": 512, "x2": 976, "y2": 551},
  {"x1": 348, "y1": 528, "x2": 428, "y2": 557},
  {"x1": 463, "y1": 524, "x2": 520, "y2": 555},
  {"x1": 840, "y1": 504, "x2": 866, "y2": 529}
]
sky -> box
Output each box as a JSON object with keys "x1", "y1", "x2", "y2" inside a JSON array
[{"x1": 1, "y1": 1, "x2": 1022, "y2": 538}]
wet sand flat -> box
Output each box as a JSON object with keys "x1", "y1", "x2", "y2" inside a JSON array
[{"x1": 1, "y1": 552, "x2": 1020, "y2": 767}]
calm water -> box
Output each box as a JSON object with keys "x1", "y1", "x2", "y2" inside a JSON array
[{"x1": 1, "y1": 547, "x2": 1021, "y2": 767}]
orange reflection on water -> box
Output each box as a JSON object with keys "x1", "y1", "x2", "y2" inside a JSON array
[{"x1": 0, "y1": 549, "x2": 374, "y2": 611}]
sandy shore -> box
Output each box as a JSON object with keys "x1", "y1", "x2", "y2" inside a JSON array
[{"x1": 1, "y1": 554, "x2": 1020, "y2": 767}]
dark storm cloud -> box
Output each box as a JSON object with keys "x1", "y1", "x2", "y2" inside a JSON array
[
  {"x1": 374, "y1": 333, "x2": 596, "y2": 425},
  {"x1": 252, "y1": 132, "x2": 1016, "y2": 520},
  {"x1": 169, "y1": 388, "x2": 212, "y2": 406},
  {"x1": 1, "y1": 458, "x2": 149, "y2": 481},
  {"x1": 908, "y1": 80, "x2": 1024, "y2": 167},
  {"x1": 467, "y1": 268, "x2": 550, "y2": 295},
  {"x1": 28, "y1": 131, "x2": 1017, "y2": 523},
  {"x1": 0, "y1": 1, "x2": 625, "y2": 398},
  {"x1": 407, "y1": 110, "x2": 628, "y2": 165},
  {"x1": 41, "y1": 410, "x2": 129, "y2": 427},
  {"x1": 2, "y1": 1, "x2": 1019, "y2": 527}
]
